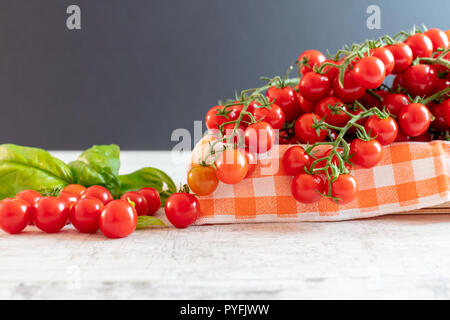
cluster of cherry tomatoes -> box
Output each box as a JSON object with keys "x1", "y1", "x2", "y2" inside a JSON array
[
  {"x1": 0, "y1": 184, "x2": 161, "y2": 238},
  {"x1": 191, "y1": 27, "x2": 449, "y2": 205}
]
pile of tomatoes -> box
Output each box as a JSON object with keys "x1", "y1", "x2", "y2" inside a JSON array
[
  {"x1": 191, "y1": 27, "x2": 449, "y2": 205},
  {"x1": 0, "y1": 184, "x2": 162, "y2": 238}
]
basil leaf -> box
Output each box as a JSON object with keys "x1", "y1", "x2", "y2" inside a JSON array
[
  {"x1": 136, "y1": 215, "x2": 165, "y2": 229},
  {"x1": 0, "y1": 144, "x2": 73, "y2": 199},
  {"x1": 69, "y1": 144, "x2": 121, "y2": 197}
]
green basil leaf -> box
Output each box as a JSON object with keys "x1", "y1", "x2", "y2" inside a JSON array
[
  {"x1": 136, "y1": 215, "x2": 165, "y2": 229},
  {"x1": 0, "y1": 144, "x2": 73, "y2": 199},
  {"x1": 69, "y1": 144, "x2": 121, "y2": 196}
]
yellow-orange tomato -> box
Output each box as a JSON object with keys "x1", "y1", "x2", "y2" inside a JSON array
[
  {"x1": 187, "y1": 166, "x2": 219, "y2": 196},
  {"x1": 215, "y1": 149, "x2": 248, "y2": 184}
]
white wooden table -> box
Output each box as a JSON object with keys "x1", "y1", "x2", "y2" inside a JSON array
[{"x1": 1, "y1": 151, "x2": 450, "y2": 300}]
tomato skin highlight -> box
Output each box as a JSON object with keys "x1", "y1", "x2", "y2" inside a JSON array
[
  {"x1": 244, "y1": 121, "x2": 274, "y2": 154},
  {"x1": 352, "y1": 56, "x2": 386, "y2": 89},
  {"x1": 299, "y1": 72, "x2": 331, "y2": 102},
  {"x1": 70, "y1": 198, "x2": 104, "y2": 233},
  {"x1": 424, "y1": 28, "x2": 449, "y2": 51},
  {"x1": 403, "y1": 64, "x2": 437, "y2": 97},
  {"x1": 120, "y1": 191, "x2": 148, "y2": 216},
  {"x1": 383, "y1": 93, "x2": 410, "y2": 117},
  {"x1": 364, "y1": 115, "x2": 399, "y2": 145},
  {"x1": 331, "y1": 174, "x2": 358, "y2": 205},
  {"x1": 165, "y1": 193, "x2": 199, "y2": 228},
  {"x1": 350, "y1": 138, "x2": 383, "y2": 169},
  {"x1": 187, "y1": 165, "x2": 219, "y2": 196},
  {"x1": 138, "y1": 188, "x2": 161, "y2": 216},
  {"x1": 99, "y1": 200, "x2": 137, "y2": 239},
  {"x1": 282, "y1": 146, "x2": 312, "y2": 176},
  {"x1": 314, "y1": 96, "x2": 350, "y2": 127},
  {"x1": 332, "y1": 72, "x2": 366, "y2": 103},
  {"x1": 398, "y1": 103, "x2": 431, "y2": 137},
  {"x1": 33, "y1": 197, "x2": 70, "y2": 233},
  {"x1": 405, "y1": 33, "x2": 434, "y2": 59},
  {"x1": 61, "y1": 184, "x2": 86, "y2": 198},
  {"x1": 266, "y1": 86, "x2": 301, "y2": 122},
  {"x1": 215, "y1": 149, "x2": 248, "y2": 185},
  {"x1": 291, "y1": 173, "x2": 324, "y2": 203},
  {"x1": 58, "y1": 191, "x2": 79, "y2": 209},
  {"x1": 294, "y1": 113, "x2": 328, "y2": 144},
  {"x1": 0, "y1": 198, "x2": 31, "y2": 234},
  {"x1": 387, "y1": 43, "x2": 413, "y2": 74},
  {"x1": 82, "y1": 185, "x2": 113, "y2": 205}
]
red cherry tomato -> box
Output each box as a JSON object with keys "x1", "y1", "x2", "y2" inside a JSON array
[
  {"x1": 294, "y1": 113, "x2": 328, "y2": 144},
  {"x1": 412, "y1": 131, "x2": 432, "y2": 142},
  {"x1": 33, "y1": 197, "x2": 70, "y2": 233},
  {"x1": 244, "y1": 150, "x2": 257, "y2": 178},
  {"x1": 332, "y1": 71, "x2": 366, "y2": 103},
  {"x1": 370, "y1": 47, "x2": 395, "y2": 75},
  {"x1": 299, "y1": 72, "x2": 331, "y2": 102},
  {"x1": 282, "y1": 146, "x2": 312, "y2": 176},
  {"x1": 120, "y1": 191, "x2": 148, "y2": 216},
  {"x1": 319, "y1": 59, "x2": 340, "y2": 80},
  {"x1": 350, "y1": 138, "x2": 383, "y2": 168},
  {"x1": 138, "y1": 188, "x2": 161, "y2": 216},
  {"x1": 187, "y1": 165, "x2": 219, "y2": 196},
  {"x1": 165, "y1": 193, "x2": 199, "y2": 228},
  {"x1": 215, "y1": 149, "x2": 248, "y2": 184},
  {"x1": 99, "y1": 200, "x2": 137, "y2": 239},
  {"x1": 313, "y1": 149, "x2": 353, "y2": 177},
  {"x1": 441, "y1": 99, "x2": 450, "y2": 127},
  {"x1": 82, "y1": 185, "x2": 113, "y2": 205},
  {"x1": 61, "y1": 184, "x2": 86, "y2": 198},
  {"x1": 0, "y1": 198, "x2": 31, "y2": 234},
  {"x1": 364, "y1": 115, "x2": 399, "y2": 145},
  {"x1": 222, "y1": 122, "x2": 245, "y2": 144},
  {"x1": 346, "y1": 104, "x2": 367, "y2": 134},
  {"x1": 383, "y1": 93, "x2": 410, "y2": 116},
  {"x1": 331, "y1": 174, "x2": 358, "y2": 205},
  {"x1": 266, "y1": 86, "x2": 301, "y2": 122},
  {"x1": 395, "y1": 130, "x2": 411, "y2": 142},
  {"x1": 434, "y1": 78, "x2": 450, "y2": 99},
  {"x1": 229, "y1": 103, "x2": 254, "y2": 124},
  {"x1": 352, "y1": 56, "x2": 386, "y2": 89},
  {"x1": 429, "y1": 102, "x2": 448, "y2": 131},
  {"x1": 403, "y1": 64, "x2": 437, "y2": 97},
  {"x1": 15, "y1": 189, "x2": 41, "y2": 207},
  {"x1": 252, "y1": 103, "x2": 286, "y2": 130},
  {"x1": 70, "y1": 198, "x2": 104, "y2": 233},
  {"x1": 387, "y1": 43, "x2": 413, "y2": 74},
  {"x1": 291, "y1": 173, "x2": 324, "y2": 203},
  {"x1": 244, "y1": 121, "x2": 275, "y2": 154},
  {"x1": 298, "y1": 93, "x2": 316, "y2": 113},
  {"x1": 58, "y1": 191, "x2": 79, "y2": 209},
  {"x1": 424, "y1": 28, "x2": 449, "y2": 51},
  {"x1": 398, "y1": 103, "x2": 431, "y2": 137},
  {"x1": 405, "y1": 33, "x2": 434, "y2": 59},
  {"x1": 314, "y1": 96, "x2": 350, "y2": 127},
  {"x1": 392, "y1": 73, "x2": 405, "y2": 91},
  {"x1": 297, "y1": 50, "x2": 326, "y2": 75},
  {"x1": 205, "y1": 106, "x2": 227, "y2": 130}
]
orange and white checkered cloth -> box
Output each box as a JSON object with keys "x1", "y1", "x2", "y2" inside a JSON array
[{"x1": 192, "y1": 140, "x2": 450, "y2": 225}]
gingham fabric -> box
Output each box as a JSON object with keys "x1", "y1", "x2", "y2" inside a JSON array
[{"x1": 192, "y1": 139, "x2": 450, "y2": 225}]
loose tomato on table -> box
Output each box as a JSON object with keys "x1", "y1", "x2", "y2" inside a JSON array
[
  {"x1": 70, "y1": 198, "x2": 104, "y2": 233},
  {"x1": 369, "y1": 47, "x2": 395, "y2": 75},
  {"x1": 138, "y1": 187, "x2": 161, "y2": 216},
  {"x1": 331, "y1": 174, "x2": 358, "y2": 205},
  {"x1": 364, "y1": 115, "x2": 399, "y2": 145},
  {"x1": 187, "y1": 165, "x2": 219, "y2": 196},
  {"x1": 298, "y1": 72, "x2": 331, "y2": 102},
  {"x1": 314, "y1": 96, "x2": 350, "y2": 127},
  {"x1": 61, "y1": 184, "x2": 86, "y2": 198},
  {"x1": 0, "y1": 198, "x2": 31, "y2": 234},
  {"x1": 33, "y1": 197, "x2": 70, "y2": 233},
  {"x1": 244, "y1": 121, "x2": 275, "y2": 154},
  {"x1": 282, "y1": 146, "x2": 312, "y2": 176},
  {"x1": 294, "y1": 113, "x2": 328, "y2": 144},
  {"x1": 424, "y1": 28, "x2": 449, "y2": 51},
  {"x1": 352, "y1": 56, "x2": 386, "y2": 89},
  {"x1": 165, "y1": 193, "x2": 199, "y2": 228},
  {"x1": 405, "y1": 33, "x2": 434, "y2": 58},
  {"x1": 215, "y1": 149, "x2": 248, "y2": 184},
  {"x1": 291, "y1": 173, "x2": 324, "y2": 203},
  {"x1": 82, "y1": 185, "x2": 113, "y2": 205},
  {"x1": 58, "y1": 191, "x2": 79, "y2": 209},
  {"x1": 398, "y1": 103, "x2": 432, "y2": 137},
  {"x1": 403, "y1": 64, "x2": 438, "y2": 97},
  {"x1": 99, "y1": 200, "x2": 137, "y2": 239},
  {"x1": 383, "y1": 93, "x2": 410, "y2": 116},
  {"x1": 266, "y1": 85, "x2": 301, "y2": 122},
  {"x1": 350, "y1": 138, "x2": 383, "y2": 169},
  {"x1": 387, "y1": 43, "x2": 413, "y2": 74},
  {"x1": 297, "y1": 50, "x2": 326, "y2": 75},
  {"x1": 252, "y1": 103, "x2": 285, "y2": 130},
  {"x1": 120, "y1": 191, "x2": 148, "y2": 216},
  {"x1": 332, "y1": 71, "x2": 366, "y2": 103}
]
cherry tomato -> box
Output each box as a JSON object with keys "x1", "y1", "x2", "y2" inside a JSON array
[
  {"x1": 294, "y1": 113, "x2": 328, "y2": 144},
  {"x1": 120, "y1": 191, "x2": 148, "y2": 216},
  {"x1": 405, "y1": 33, "x2": 434, "y2": 58},
  {"x1": 291, "y1": 173, "x2": 324, "y2": 203},
  {"x1": 314, "y1": 96, "x2": 350, "y2": 127},
  {"x1": 383, "y1": 93, "x2": 410, "y2": 116},
  {"x1": 15, "y1": 189, "x2": 41, "y2": 207},
  {"x1": 222, "y1": 122, "x2": 245, "y2": 144},
  {"x1": 229, "y1": 103, "x2": 254, "y2": 124},
  {"x1": 412, "y1": 131, "x2": 432, "y2": 142},
  {"x1": 266, "y1": 86, "x2": 301, "y2": 122},
  {"x1": 364, "y1": 115, "x2": 399, "y2": 145},
  {"x1": 319, "y1": 59, "x2": 340, "y2": 81},
  {"x1": 346, "y1": 104, "x2": 367, "y2": 134},
  {"x1": 252, "y1": 103, "x2": 286, "y2": 130},
  {"x1": 33, "y1": 197, "x2": 70, "y2": 233},
  {"x1": 187, "y1": 165, "x2": 219, "y2": 196},
  {"x1": 313, "y1": 148, "x2": 353, "y2": 177},
  {"x1": 99, "y1": 200, "x2": 137, "y2": 239},
  {"x1": 392, "y1": 73, "x2": 405, "y2": 91},
  {"x1": 442, "y1": 99, "x2": 450, "y2": 127},
  {"x1": 429, "y1": 102, "x2": 448, "y2": 131},
  {"x1": 61, "y1": 184, "x2": 86, "y2": 198},
  {"x1": 331, "y1": 174, "x2": 358, "y2": 205},
  {"x1": 370, "y1": 47, "x2": 395, "y2": 75},
  {"x1": 215, "y1": 149, "x2": 248, "y2": 184},
  {"x1": 387, "y1": 43, "x2": 413, "y2": 74},
  {"x1": 424, "y1": 28, "x2": 449, "y2": 51},
  {"x1": 70, "y1": 198, "x2": 104, "y2": 233},
  {"x1": 403, "y1": 64, "x2": 437, "y2": 97},
  {"x1": 398, "y1": 103, "x2": 431, "y2": 137},
  {"x1": 58, "y1": 191, "x2": 79, "y2": 209},
  {"x1": 352, "y1": 56, "x2": 386, "y2": 89},
  {"x1": 350, "y1": 138, "x2": 383, "y2": 168},
  {"x1": 138, "y1": 188, "x2": 161, "y2": 216},
  {"x1": 298, "y1": 93, "x2": 316, "y2": 113},
  {"x1": 299, "y1": 72, "x2": 331, "y2": 102},
  {"x1": 297, "y1": 50, "x2": 326, "y2": 75},
  {"x1": 0, "y1": 198, "x2": 31, "y2": 234},
  {"x1": 244, "y1": 121, "x2": 275, "y2": 154},
  {"x1": 434, "y1": 78, "x2": 450, "y2": 99},
  {"x1": 282, "y1": 146, "x2": 312, "y2": 176},
  {"x1": 82, "y1": 185, "x2": 113, "y2": 205},
  {"x1": 332, "y1": 71, "x2": 366, "y2": 103},
  {"x1": 205, "y1": 106, "x2": 227, "y2": 130},
  {"x1": 244, "y1": 150, "x2": 257, "y2": 178},
  {"x1": 165, "y1": 193, "x2": 199, "y2": 228},
  {"x1": 395, "y1": 130, "x2": 411, "y2": 142}
]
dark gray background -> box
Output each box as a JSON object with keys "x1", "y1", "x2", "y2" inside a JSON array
[{"x1": 0, "y1": 0, "x2": 448, "y2": 150}]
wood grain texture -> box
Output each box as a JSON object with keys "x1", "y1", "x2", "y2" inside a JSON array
[{"x1": 1, "y1": 152, "x2": 449, "y2": 299}]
